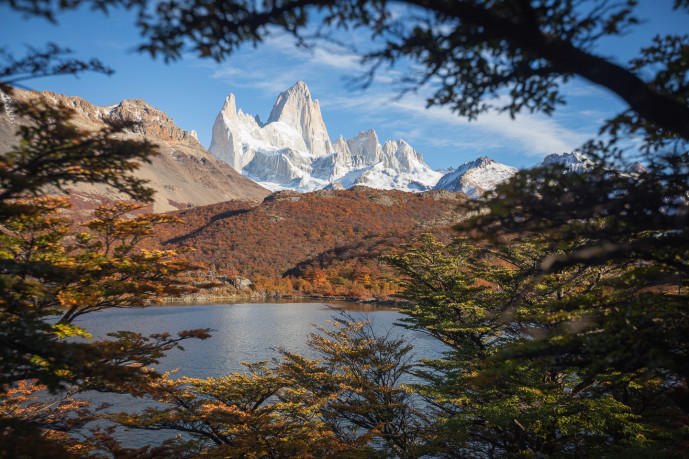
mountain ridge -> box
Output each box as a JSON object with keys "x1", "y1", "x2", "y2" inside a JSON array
[
  {"x1": 435, "y1": 157, "x2": 519, "y2": 198},
  {"x1": 149, "y1": 186, "x2": 467, "y2": 280},
  {"x1": 209, "y1": 81, "x2": 443, "y2": 192},
  {"x1": 0, "y1": 88, "x2": 270, "y2": 213},
  {"x1": 1, "y1": 84, "x2": 601, "y2": 210},
  {"x1": 207, "y1": 81, "x2": 595, "y2": 197}
]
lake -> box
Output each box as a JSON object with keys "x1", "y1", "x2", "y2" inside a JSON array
[
  {"x1": 70, "y1": 301, "x2": 446, "y2": 448},
  {"x1": 74, "y1": 301, "x2": 445, "y2": 377}
]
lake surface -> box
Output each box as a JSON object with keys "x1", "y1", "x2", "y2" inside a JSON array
[
  {"x1": 75, "y1": 301, "x2": 445, "y2": 378},
  {"x1": 70, "y1": 301, "x2": 446, "y2": 447}
]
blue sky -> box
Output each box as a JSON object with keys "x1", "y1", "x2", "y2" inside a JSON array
[{"x1": 1, "y1": 1, "x2": 685, "y2": 170}]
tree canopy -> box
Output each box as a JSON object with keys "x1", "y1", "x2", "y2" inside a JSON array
[{"x1": 5, "y1": 0, "x2": 688, "y2": 143}]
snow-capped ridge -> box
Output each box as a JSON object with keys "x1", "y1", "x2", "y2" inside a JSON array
[
  {"x1": 627, "y1": 161, "x2": 647, "y2": 174},
  {"x1": 209, "y1": 81, "x2": 441, "y2": 192},
  {"x1": 537, "y1": 152, "x2": 594, "y2": 173},
  {"x1": 434, "y1": 156, "x2": 518, "y2": 198},
  {"x1": 266, "y1": 80, "x2": 332, "y2": 157},
  {"x1": 208, "y1": 84, "x2": 623, "y2": 197}
]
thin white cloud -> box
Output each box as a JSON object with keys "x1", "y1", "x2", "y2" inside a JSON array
[
  {"x1": 400, "y1": 101, "x2": 588, "y2": 156},
  {"x1": 322, "y1": 85, "x2": 591, "y2": 158},
  {"x1": 256, "y1": 35, "x2": 364, "y2": 71},
  {"x1": 310, "y1": 47, "x2": 362, "y2": 70},
  {"x1": 210, "y1": 67, "x2": 242, "y2": 79},
  {"x1": 206, "y1": 34, "x2": 374, "y2": 98},
  {"x1": 475, "y1": 111, "x2": 589, "y2": 156}
]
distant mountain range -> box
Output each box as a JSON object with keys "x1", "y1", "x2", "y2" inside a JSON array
[
  {"x1": 1, "y1": 83, "x2": 601, "y2": 213},
  {"x1": 208, "y1": 81, "x2": 595, "y2": 198},
  {"x1": 209, "y1": 81, "x2": 443, "y2": 193}
]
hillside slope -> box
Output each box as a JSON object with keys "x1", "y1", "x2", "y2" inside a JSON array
[
  {"x1": 0, "y1": 88, "x2": 270, "y2": 212},
  {"x1": 150, "y1": 187, "x2": 467, "y2": 295}
]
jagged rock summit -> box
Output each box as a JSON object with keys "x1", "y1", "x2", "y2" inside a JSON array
[
  {"x1": 209, "y1": 81, "x2": 442, "y2": 192},
  {"x1": 207, "y1": 82, "x2": 613, "y2": 198},
  {"x1": 434, "y1": 157, "x2": 519, "y2": 198},
  {"x1": 267, "y1": 80, "x2": 332, "y2": 157}
]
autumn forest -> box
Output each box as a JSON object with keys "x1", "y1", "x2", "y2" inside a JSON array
[{"x1": 2, "y1": 0, "x2": 689, "y2": 457}]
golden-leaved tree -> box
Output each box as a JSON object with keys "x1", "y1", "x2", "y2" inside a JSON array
[{"x1": 111, "y1": 313, "x2": 428, "y2": 457}]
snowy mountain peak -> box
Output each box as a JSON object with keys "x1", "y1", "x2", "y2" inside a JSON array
[
  {"x1": 347, "y1": 129, "x2": 382, "y2": 164},
  {"x1": 539, "y1": 152, "x2": 650, "y2": 178},
  {"x1": 474, "y1": 156, "x2": 495, "y2": 165},
  {"x1": 628, "y1": 161, "x2": 647, "y2": 174},
  {"x1": 266, "y1": 80, "x2": 332, "y2": 157},
  {"x1": 454, "y1": 156, "x2": 495, "y2": 173},
  {"x1": 207, "y1": 84, "x2": 608, "y2": 198},
  {"x1": 332, "y1": 135, "x2": 350, "y2": 155},
  {"x1": 434, "y1": 156, "x2": 518, "y2": 198},
  {"x1": 267, "y1": 80, "x2": 313, "y2": 125},
  {"x1": 219, "y1": 93, "x2": 238, "y2": 121},
  {"x1": 538, "y1": 152, "x2": 594, "y2": 173},
  {"x1": 208, "y1": 82, "x2": 442, "y2": 192}
]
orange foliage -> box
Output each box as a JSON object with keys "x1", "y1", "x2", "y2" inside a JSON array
[{"x1": 146, "y1": 188, "x2": 467, "y2": 300}]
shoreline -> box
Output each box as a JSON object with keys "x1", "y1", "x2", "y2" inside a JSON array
[{"x1": 157, "y1": 292, "x2": 404, "y2": 307}]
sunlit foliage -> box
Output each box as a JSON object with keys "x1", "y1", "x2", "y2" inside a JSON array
[
  {"x1": 113, "y1": 314, "x2": 427, "y2": 457},
  {"x1": 386, "y1": 234, "x2": 689, "y2": 455}
]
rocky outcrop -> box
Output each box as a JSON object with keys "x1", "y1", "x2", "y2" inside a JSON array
[
  {"x1": 267, "y1": 80, "x2": 332, "y2": 157},
  {"x1": 0, "y1": 88, "x2": 270, "y2": 213},
  {"x1": 0, "y1": 88, "x2": 16, "y2": 154}
]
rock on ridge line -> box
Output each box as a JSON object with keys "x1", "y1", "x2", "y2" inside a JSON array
[{"x1": 267, "y1": 80, "x2": 333, "y2": 157}]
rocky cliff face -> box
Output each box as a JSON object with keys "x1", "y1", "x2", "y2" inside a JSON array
[
  {"x1": 209, "y1": 81, "x2": 442, "y2": 192},
  {"x1": 267, "y1": 81, "x2": 333, "y2": 157},
  {"x1": 0, "y1": 90, "x2": 15, "y2": 153},
  {"x1": 0, "y1": 88, "x2": 270, "y2": 213}
]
